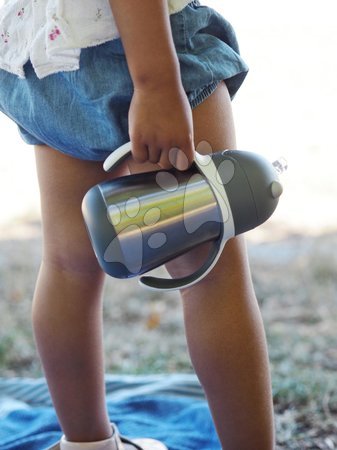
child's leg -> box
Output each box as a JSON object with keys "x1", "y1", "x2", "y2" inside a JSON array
[
  {"x1": 32, "y1": 148, "x2": 126, "y2": 442},
  {"x1": 167, "y1": 82, "x2": 275, "y2": 449}
]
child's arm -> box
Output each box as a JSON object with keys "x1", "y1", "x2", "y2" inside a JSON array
[{"x1": 109, "y1": 0, "x2": 194, "y2": 169}]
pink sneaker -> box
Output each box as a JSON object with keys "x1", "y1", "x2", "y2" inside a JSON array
[{"x1": 46, "y1": 423, "x2": 167, "y2": 450}]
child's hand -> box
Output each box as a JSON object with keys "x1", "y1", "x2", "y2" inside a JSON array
[
  {"x1": 128, "y1": 81, "x2": 195, "y2": 170},
  {"x1": 109, "y1": 1, "x2": 195, "y2": 169}
]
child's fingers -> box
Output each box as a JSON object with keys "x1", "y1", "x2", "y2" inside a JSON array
[
  {"x1": 170, "y1": 144, "x2": 194, "y2": 171},
  {"x1": 157, "y1": 145, "x2": 194, "y2": 171},
  {"x1": 130, "y1": 136, "x2": 195, "y2": 170},
  {"x1": 131, "y1": 139, "x2": 149, "y2": 163},
  {"x1": 158, "y1": 149, "x2": 171, "y2": 170},
  {"x1": 147, "y1": 144, "x2": 162, "y2": 164}
]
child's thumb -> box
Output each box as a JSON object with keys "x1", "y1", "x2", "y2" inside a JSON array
[{"x1": 169, "y1": 146, "x2": 194, "y2": 171}]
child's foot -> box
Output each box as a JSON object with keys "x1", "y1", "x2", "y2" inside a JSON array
[{"x1": 46, "y1": 423, "x2": 167, "y2": 450}]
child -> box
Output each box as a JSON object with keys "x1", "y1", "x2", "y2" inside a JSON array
[{"x1": 0, "y1": 1, "x2": 275, "y2": 449}]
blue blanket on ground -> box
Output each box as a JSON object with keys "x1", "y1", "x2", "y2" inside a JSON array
[{"x1": 0, "y1": 374, "x2": 221, "y2": 450}]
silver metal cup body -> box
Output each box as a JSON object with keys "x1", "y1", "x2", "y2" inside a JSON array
[{"x1": 99, "y1": 167, "x2": 222, "y2": 276}]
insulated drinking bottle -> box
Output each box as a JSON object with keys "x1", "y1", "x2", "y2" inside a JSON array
[{"x1": 82, "y1": 142, "x2": 285, "y2": 291}]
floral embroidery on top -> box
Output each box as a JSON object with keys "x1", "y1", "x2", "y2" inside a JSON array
[
  {"x1": 95, "y1": 8, "x2": 102, "y2": 21},
  {"x1": 17, "y1": 8, "x2": 25, "y2": 19},
  {"x1": 1, "y1": 31, "x2": 10, "y2": 44},
  {"x1": 49, "y1": 25, "x2": 61, "y2": 41}
]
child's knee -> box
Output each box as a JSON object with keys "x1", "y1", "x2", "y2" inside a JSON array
[
  {"x1": 41, "y1": 217, "x2": 102, "y2": 276},
  {"x1": 44, "y1": 254, "x2": 102, "y2": 281},
  {"x1": 41, "y1": 238, "x2": 103, "y2": 278}
]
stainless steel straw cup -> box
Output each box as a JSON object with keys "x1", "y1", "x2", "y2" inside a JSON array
[{"x1": 82, "y1": 142, "x2": 284, "y2": 291}]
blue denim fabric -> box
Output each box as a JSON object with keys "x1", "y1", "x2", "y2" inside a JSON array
[{"x1": 0, "y1": 1, "x2": 248, "y2": 161}]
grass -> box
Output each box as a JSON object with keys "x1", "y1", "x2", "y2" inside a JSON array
[
  {"x1": 250, "y1": 231, "x2": 337, "y2": 448},
  {"x1": 1, "y1": 221, "x2": 337, "y2": 448}
]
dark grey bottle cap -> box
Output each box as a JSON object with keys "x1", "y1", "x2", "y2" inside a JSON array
[{"x1": 211, "y1": 150, "x2": 281, "y2": 235}]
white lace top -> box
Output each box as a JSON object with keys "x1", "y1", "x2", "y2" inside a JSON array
[{"x1": 0, "y1": 0, "x2": 191, "y2": 79}]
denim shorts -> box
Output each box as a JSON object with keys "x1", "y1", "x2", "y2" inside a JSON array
[{"x1": 0, "y1": 1, "x2": 248, "y2": 161}]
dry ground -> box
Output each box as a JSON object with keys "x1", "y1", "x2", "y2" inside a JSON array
[{"x1": 0, "y1": 218, "x2": 337, "y2": 449}]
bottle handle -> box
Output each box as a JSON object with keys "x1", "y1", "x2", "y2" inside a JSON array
[
  {"x1": 139, "y1": 230, "x2": 228, "y2": 291},
  {"x1": 103, "y1": 141, "x2": 133, "y2": 172},
  {"x1": 102, "y1": 142, "x2": 231, "y2": 291}
]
